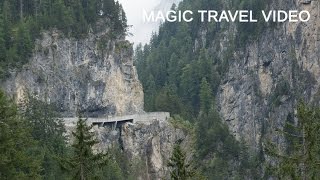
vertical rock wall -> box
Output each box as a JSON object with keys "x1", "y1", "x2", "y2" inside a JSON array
[{"x1": 1, "y1": 28, "x2": 144, "y2": 117}]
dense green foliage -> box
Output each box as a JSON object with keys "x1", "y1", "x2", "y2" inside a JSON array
[
  {"x1": 0, "y1": 91, "x2": 71, "y2": 179},
  {"x1": 23, "y1": 97, "x2": 69, "y2": 179},
  {"x1": 134, "y1": 0, "x2": 272, "y2": 178},
  {"x1": 266, "y1": 103, "x2": 320, "y2": 179},
  {"x1": 0, "y1": 90, "x2": 133, "y2": 179},
  {"x1": 0, "y1": 2, "x2": 136, "y2": 178},
  {"x1": 66, "y1": 117, "x2": 108, "y2": 179},
  {"x1": 196, "y1": 107, "x2": 262, "y2": 179},
  {"x1": 0, "y1": 91, "x2": 42, "y2": 179},
  {"x1": 0, "y1": 0, "x2": 127, "y2": 79},
  {"x1": 234, "y1": 0, "x2": 269, "y2": 46},
  {"x1": 1, "y1": 0, "x2": 319, "y2": 179},
  {"x1": 135, "y1": 0, "x2": 271, "y2": 118},
  {"x1": 168, "y1": 143, "x2": 194, "y2": 180},
  {"x1": 65, "y1": 117, "x2": 144, "y2": 180}
]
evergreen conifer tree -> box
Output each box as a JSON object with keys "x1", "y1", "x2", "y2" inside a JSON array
[
  {"x1": 24, "y1": 96, "x2": 68, "y2": 179},
  {"x1": 199, "y1": 78, "x2": 212, "y2": 115},
  {"x1": 68, "y1": 117, "x2": 108, "y2": 180},
  {"x1": 266, "y1": 103, "x2": 320, "y2": 179},
  {"x1": 168, "y1": 143, "x2": 194, "y2": 180},
  {"x1": 0, "y1": 90, "x2": 42, "y2": 179},
  {"x1": 0, "y1": 15, "x2": 6, "y2": 62}
]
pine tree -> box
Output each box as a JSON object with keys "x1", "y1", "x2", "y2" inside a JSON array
[
  {"x1": 180, "y1": 63, "x2": 201, "y2": 114},
  {"x1": 23, "y1": 96, "x2": 69, "y2": 179},
  {"x1": 145, "y1": 74, "x2": 157, "y2": 111},
  {"x1": 16, "y1": 23, "x2": 33, "y2": 64},
  {"x1": 120, "y1": 4, "x2": 127, "y2": 32},
  {"x1": 68, "y1": 117, "x2": 108, "y2": 180},
  {"x1": 199, "y1": 78, "x2": 212, "y2": 115},
  {"x1": 155, "y1": 85, "x2": 181, "y2": 115},
  {"x1": 112, "y1": 2, "x2": 126, "y2": 34},
  {"x1": 266, "y1": 103, "x2": 320, "y2": 179},
  {"x1": 0, "y1": 30, "x2": 5, "y2": 77},
  {"x1": 0, "y1": 14, "x2": 6, "y2": 62},
  {"x1": 196, "y1": 106, "x2": 241, "y2": 178},
  {"x1": 72, "y1": 0, "x2": 88, "y2": 37},
  {"x1": 2, "y1": 0, "x2": 12, "y2": 49},
  {"x1": 198, "y1": 49, "x2": 211, "y2": 79},
  {"x1": 0, "y1": 90, "x2": 42, "y2": 179},
  {"x1": 168, "y1": 143, "x2": 194, "y2": 180},
  {"x1": 85, "y1": 0, "x2": 98, "y2": 23},
  {"x1": 103, "y1": 0, "x2": 116, "y2": 18},
  {"x1": 168, "y1": 53, "x2": 179, "y2": 86}
]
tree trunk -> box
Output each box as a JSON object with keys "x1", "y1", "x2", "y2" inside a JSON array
[
  {"x1": 302, "y1": 126, "x2": 306, "y2": 180},
  {"x1": 20, "y1": 0, "x2": 23, "y2": 21},
  {"x1": 80, "y1": 163, "x2": 85, "y2": 180}
]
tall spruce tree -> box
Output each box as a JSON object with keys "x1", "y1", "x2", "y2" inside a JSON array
[
  {"x1": 266, "y1": 103, "x2": 320, "y2": 179},
  {"x1": 16, "y1": 23, "x2": 33, "y2": 64},
  {"x1": 0, "y1": 15, "x2": 6, "y2": 62},
  {"x1": 0, "y1": 90, "x2": 41, "y2": 179},
  {"x1": 199, "y1": 78, "x2": 212, "y2": 115},
  {"x1": 168, "y1": 143, "x2": 194, "y2": 180},
  {"x1": 68, "y1": 117, "x2": 108, "y2": 180},
  {"x1": 23, "y1": 96, "x2": 68, "y2": 180}
]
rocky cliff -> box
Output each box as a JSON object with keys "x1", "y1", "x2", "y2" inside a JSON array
[
  {"x1": 0, "y1": 17, "x2": 190, "y2": 179},
  {"x1": 92, "y1": 119, "x2": 191, "y2": 180},
  {"x1": 63, "y1": 116, "x2": 191, "y2": 180},
  {"x1": 1, "y1": 0, "x2": 318, "y2": 178},
  {"x1": 215, "y1": 0, "x2": 320, "y2": 151},
  {"x1": 1, "y1": 22, "x2": 144, "y2": 117}
]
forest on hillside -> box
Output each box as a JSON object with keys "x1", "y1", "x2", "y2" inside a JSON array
[
  {"x1": 0, "y1": 0, "x2": 320, "y2": 179},
  {"x1": 0, "y1": 0, "x2": 133, "y2": 179},
  {"x1": 0, "y1": 0, "x2": 127, "y2": 79},
  {"x1": 135, "y1": 0, "x2": 320, "y2": 179},
  {"x1": 0, "y1": 90, "x2": 148, "y2": 179},
  {"x1": 135, "y1": 0, "x2": 269, "y2": 178},
  {"x1": 135, "y1": 0, "x2": 268, "y2": 118}
]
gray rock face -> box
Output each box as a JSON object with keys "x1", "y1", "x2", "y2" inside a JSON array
[
  {"x1": 215, "y1": 0, "x2": 320, "y2": 150},
  {"x1": 0, "y1": 19, "x2": 187, "y2": 179},
  {"x1": 1, "y1": 0, "x2": 318, "y2": 178},
  {"x1": 93, "y1": 120, "x2": 190, "y2": 180},
  {"x1": 1, "y1": 29, "x2": 144, "y2": 117},
  {"x1": 63, "y1": 113, "x2": 191, "y2": 179}
]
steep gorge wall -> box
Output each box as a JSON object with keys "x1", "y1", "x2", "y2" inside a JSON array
[
  {"x1": 215, "y1": 0, "x2": 320, "y2": 150},
  {"x1": 1, "y1": 26, "x2": 144, "y2": 117}
]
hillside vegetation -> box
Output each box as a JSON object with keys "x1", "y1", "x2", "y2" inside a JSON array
[
  {"x1": 0, "y1": 0, "x2": 127, "y2": 79},
  {"x1": 135, "y1": 0, "x2": 320, "y2": 178}
]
